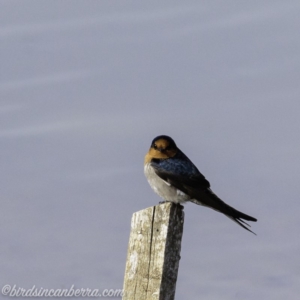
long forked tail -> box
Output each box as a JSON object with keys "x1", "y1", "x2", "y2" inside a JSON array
[
  {"x1": 191, "y1": 190, "x2": 257, "y2": 234},
  {"x1": 225, "y1": 207, "x2": 257, "y2": 235}
]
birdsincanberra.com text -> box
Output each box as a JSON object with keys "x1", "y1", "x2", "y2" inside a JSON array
[{"x1": 2, "y1": 285, "x2": 124, "y2": 298}]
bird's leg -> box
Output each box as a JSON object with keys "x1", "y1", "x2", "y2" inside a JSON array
[
  {"x1": 158, "y1": 200, "x2": 183, "y2": 209},
  {"x1": 159, "y1": 200, "x2": 167, "y2": 204}
]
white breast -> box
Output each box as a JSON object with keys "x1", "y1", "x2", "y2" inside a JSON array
[{"x1": 144, "y1": 163, "x2": 190, "y2": 203}]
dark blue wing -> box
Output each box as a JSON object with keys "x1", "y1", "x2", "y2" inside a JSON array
[{"x1": 150, "y1": 149, "x2": 211, "y2": 192}]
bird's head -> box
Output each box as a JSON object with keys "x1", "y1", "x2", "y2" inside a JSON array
[{"x1": 145, "y1": 135, "x2": 178, "y2": 163}]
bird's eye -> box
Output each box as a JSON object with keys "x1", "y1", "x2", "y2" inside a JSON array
[
  {"x1": 165, "y1": 146, "x2": 171, "y2": 151},
  {"x1": 153, "y1": 144, "x2": 157, "y2": 149}
]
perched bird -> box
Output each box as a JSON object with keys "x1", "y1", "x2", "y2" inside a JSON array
[{"x1": 144, "y1": 135, "x2": 257, "y2": 234}]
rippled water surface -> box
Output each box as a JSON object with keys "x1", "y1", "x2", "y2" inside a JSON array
[{"x1": 1, "y1": 1, "x2": 300, "y2": 299}]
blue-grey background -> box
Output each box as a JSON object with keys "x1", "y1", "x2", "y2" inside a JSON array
[{"x1": 1, "y1": 1, "x2": 300, "y2": 299}]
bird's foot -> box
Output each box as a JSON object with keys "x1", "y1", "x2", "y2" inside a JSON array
[
  {"x1": 158, "y1": 201, "x2": 184, "y2": 209},
  {"x1": 159, "y1": 200, "x2": 167, "y2": 204}
]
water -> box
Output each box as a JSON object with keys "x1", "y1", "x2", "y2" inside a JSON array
[{"x1": 1, "y1": 1, "x2": 300, "y2": 299}]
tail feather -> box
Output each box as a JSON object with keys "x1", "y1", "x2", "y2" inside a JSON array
[
  {"x1": 191, "y1": 189, "x2": 257, "y2": 234},
  {"x1": 227, "y1": 216, "x2": 256, "y2": 235}
]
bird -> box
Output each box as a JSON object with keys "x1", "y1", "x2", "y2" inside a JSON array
[{"x1": 144, "y1": 135, "x2": 257, "y2": 234}]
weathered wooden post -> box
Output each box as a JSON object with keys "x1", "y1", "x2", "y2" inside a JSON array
[{"x1": 122, "y1": 202, "x2": 184, "y2": 300}]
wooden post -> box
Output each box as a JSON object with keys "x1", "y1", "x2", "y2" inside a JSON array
[{"x1": 122, "y1": 202, "x2": 184, "y2": 300}]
